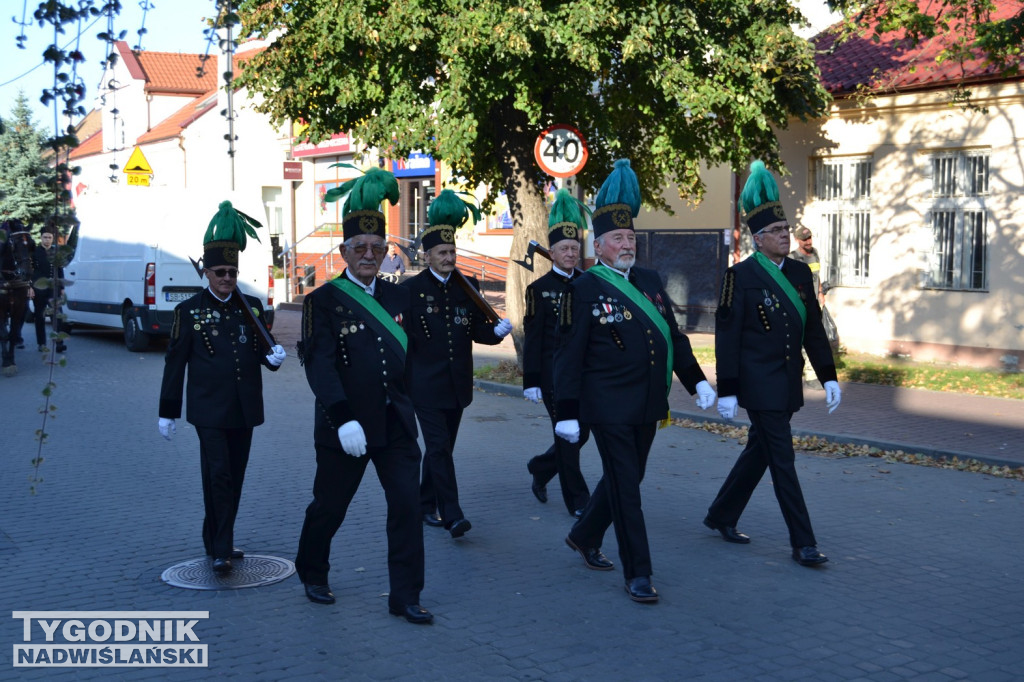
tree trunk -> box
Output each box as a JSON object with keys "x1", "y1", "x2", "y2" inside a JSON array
[{"x1": 492, "y1": 102, "x2": 551, "y2": 368}]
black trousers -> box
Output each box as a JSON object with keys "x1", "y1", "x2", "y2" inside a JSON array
[
  {"x1": 295, "y1": 412, "x2": 424, "y2": 609},
  {"x1": 568, "y1": 422, "x2": 658, "y2": 581},
  {"x1": 33, "y1": 289, "x2": 65, "y2": 346},
  {"x1": 527, "y1": 390, "x2": 591, "y2": 514},
  {"x1": 195, "y1": 426, "x2": 252, "y2": 559},
  {"x1": 706, "y1": 409, "x2": 816, "y2": 548},
  {"x1": 416, "y1": 405, "x2": 466, "y2": 526}
]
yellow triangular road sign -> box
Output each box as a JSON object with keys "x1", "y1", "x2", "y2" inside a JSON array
[{"x1": 123, "y1": 146, "x2": 153, "y2": 174}]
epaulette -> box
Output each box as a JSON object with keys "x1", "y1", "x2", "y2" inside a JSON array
[
  {"x1": 717, "y1": 269, "x2": 735, "y2": 318},
  {"x1": 169, "y1": 307, "x2": 181, "y2": 340},
  {"x1": 525, "y1": 286, "x2": 536, "y2": 318}
]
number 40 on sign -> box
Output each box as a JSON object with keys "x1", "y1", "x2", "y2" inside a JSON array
[{"x1": 534, "y1": 124, "x2": 588, "y2": 178}]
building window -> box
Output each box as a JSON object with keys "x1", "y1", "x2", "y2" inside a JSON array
[
  {"x1": 811, "y1": 156, "x2": 873, "y2": 286},
  {"x1": 923, "y1": 151, "x2": 989, "y2": 291}
]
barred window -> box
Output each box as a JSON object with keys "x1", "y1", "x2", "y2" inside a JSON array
[
  {"x1": 811, "y1": 156, "x2": 873, "y2": 287},
  {"x1": 923, "y1": 151, "x2": 990, "y2": 291}
]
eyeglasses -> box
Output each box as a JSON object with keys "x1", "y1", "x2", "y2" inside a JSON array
[
  {"x1": 757, "y1": 225, "x2": 790, "y2": 236},
  {"x1": 209, "y1": 268, "x2": 238, "y2": 278},
  {"x1": 348, "y1": 243, "x2": 386, "y2": 256}
]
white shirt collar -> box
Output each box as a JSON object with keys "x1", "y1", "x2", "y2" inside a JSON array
[
  {"x1": 346, "y1": 268, "x2": 376, "y2": 295},
  {"x1": 552, "y1": 265, "x2": 573, "y2": 278},
  {"x1": 207, "y1": 287, "x2": 232, "y2": 303},
  {"x1": 429, "y1": 268, "x2": 450, "y2": 284}
]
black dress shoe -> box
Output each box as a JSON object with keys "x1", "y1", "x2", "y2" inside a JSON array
[
  {"x1": 389, "y1": 604, "x2": 434, "y2": 624},
  {"x1": 565, "y1": 536, "x2": 614, "y2": 571},
  {"x1": 423, "y1": 512, "x2": 443, "y2": 527},
  {"x1": 211, "y1": 558, "x2": 232, "y2": 573},
  {"x1": 304, "y1": 583, "x2": 336, "y2": 604},
  {"x1": 792, "y1": 546, "x2": 829, "y2": 566},
  {"x1": 625, "y1": 576, "x2": 659, "y2": 603},
  {"x1": 703, "y1": 516, "x2": 751, "y2": 544},
  {"x1": 230, "y1": 548, "x2": 245, "y2": 559},
  {"x1": 531, "y1": 476, "x2": 548, "y2": 504},
  {"x1": 447, "y1": 518, "x2": 472, "y2": 538}
]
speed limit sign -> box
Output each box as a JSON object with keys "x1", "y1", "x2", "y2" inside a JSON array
[{"x1": 534, "y1": 124, "x2": 588, "y2": 178}]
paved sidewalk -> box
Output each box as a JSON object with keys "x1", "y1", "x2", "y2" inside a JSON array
[{"x1": 274, "y1": 308, "x2": 1024, "y2": 470}]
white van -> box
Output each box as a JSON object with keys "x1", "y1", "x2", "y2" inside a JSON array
[{"x1": 65, "y1": 187, "x2": 276, "y2": 351}]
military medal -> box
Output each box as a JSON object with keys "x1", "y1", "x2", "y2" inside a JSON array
[
  {"x1": 454, "y1": 316, "x2": 461, "y2": 324},
  {"x1": 194, "y1": 324, "x2": 201, "y2": 330},
  {"x1": 350, "y1": 324, "x2": 358, "y2": 333},
  {"x1": 623, "y1": 309, "x2": 632, "y2": 320},
  {"x1": 238, "y1": 324, "x2": 247, "y2": 344}
]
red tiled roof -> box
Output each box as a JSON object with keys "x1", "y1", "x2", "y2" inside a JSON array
[
  {"x1": 814, "y1": 0, "x2": 1024, "y2": 96},
  {"x1": 135, "y1": 52, "x2": 257, "y2": 145},
  {"x1": 68, "y1": 127, "x2": 103, "y2": 161},
  {"x1": 136, "y1": 93, "x2": 217, "y2": 144},
  {"x1": 114, "y1": 40, "x2": 217, "y2": 95}
]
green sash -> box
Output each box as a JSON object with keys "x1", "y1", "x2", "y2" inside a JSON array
[
  {"x1": 330, "y1": 276, "x2": 408, "y2": 353},
  {"x1": 752, "y1": 251, "x2": 806, "y2": 340},
  {"x1": 589, "y1": 263, "x2": 673, "y2": 396}
]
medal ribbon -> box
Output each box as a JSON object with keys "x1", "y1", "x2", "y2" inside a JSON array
[
  {"x1": 330, "y1": 276, "x2": 408, "y2": 353},
  {"x1": 589, "y1": 263, "x2": 673, "y2": 397},
  {"x1": 752, "y1": 251, "x2": 806, "y2": 341}
]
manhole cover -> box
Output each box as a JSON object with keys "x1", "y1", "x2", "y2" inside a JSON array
[{"x1": 161, "y1": 555, "x2": 295, "y2": 590}]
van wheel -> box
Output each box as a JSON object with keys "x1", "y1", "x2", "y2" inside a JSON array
[{"x1": 123, "y1": 310, "x2": 151, "y2": 352}]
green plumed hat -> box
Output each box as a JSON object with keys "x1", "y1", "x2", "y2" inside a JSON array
[
  {"x1": 547, "y1": 188, "x2": 587, "y2": 246},
  {"x1": 740, "y1": 160, "x2": 787, "y2": 233},
  {"x1": 202, "y1": 201, "x2": 262, "y2": 268},
  {"x1": 421, "y1": 189, "x2": 481, "y2": 251},
  {"x1": 324, "y1": 165, "x2": 400, "y2": 241},
  {"x1": 592, "y1": 159, "x2": 641, "y2": 237}
]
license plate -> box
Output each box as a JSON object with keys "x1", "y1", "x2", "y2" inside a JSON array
[{"x1": 165, "y1": 291, "x2": 196, "y2": 302}]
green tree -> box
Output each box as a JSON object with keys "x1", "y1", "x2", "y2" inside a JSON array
[
  {"x1": 0, "y1": 92, "x2": 52, "y2": 228},
  {"x1": 235, "y1": 0, "x2": 829, "y2": 335}
]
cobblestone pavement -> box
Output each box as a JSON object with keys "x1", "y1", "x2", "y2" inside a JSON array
[{"x1": 1, "y1": 321, "x2": 1022, "y2": 680}]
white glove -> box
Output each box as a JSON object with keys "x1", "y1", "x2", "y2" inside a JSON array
[
  {"x1": 555, "y1": 419, "x2": 580, "y2": 443},
  {"x1": 717, "y1": 396, "x2": 738, "y2": 420},
  {"x1": 493, "y1": 318, "x2": 513, "y2": 338},
  {"x1": 523, "y1": 387, "x2": 542, "y2": 403},
  {"x1": 266, "y1": 344, "x2": 286, "y2": 367},
  {"x1": 694, "y1": 380, "x2": 716, "y2": 410},
  {"x1": 337, "y1": 420, "x2": 367, "y2": 457},
  {"x1": 158, "y1": 417, "x2": 176, "y2": 440},
  {"x1": 824, "y1": 380, "x2": 841, "y2": 414}
]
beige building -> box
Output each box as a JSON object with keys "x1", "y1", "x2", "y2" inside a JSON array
[{"x1": 772, "y1": 1, "x2": 1024, "y2": 369}]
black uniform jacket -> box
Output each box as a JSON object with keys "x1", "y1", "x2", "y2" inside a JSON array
[
  {"x1": 554, "y1": 265, "x2": 706, "y2": 425},
  {"x1": 300, "y1": 273, "x2": 417, "y2": 448},
  {"x1": 715, "y1": 256, "x2": 837, "y2": 413},
  {"x1": 402, "y1": 269, "x2": 503, "y2": 410},
  {"x1": 159, "y1": 289, "x2": 278, "y2": 428},
  {"x1": 31, "y1": 244, "x2": 63, "y2": 291},
  {"x1": 523, "y1": 269, "x2": 574, "y2": 394}
]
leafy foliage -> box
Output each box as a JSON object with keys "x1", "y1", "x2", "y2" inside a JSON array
[{"x1": 237, "y1": 0, "x2": 829, "y2": 207}]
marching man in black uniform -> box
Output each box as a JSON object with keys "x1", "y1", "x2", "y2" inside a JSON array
[
  {"x1": 403, "y1": 189, "x2": 512, "y2": 538},
  {"x1": 158, "y1": 201, "x2": 286, "y2": 574},
  {"x1": 704, "y1": 160, "x2": 841, "y2": 566},
  {"x1": 523, "y1": 188, "x2": 591, "y2": 518},
  {"x1": 555, "y1": 160, "x2": 716, "y2": 603},
  {"x1": 294, "y1": 167, "x2": 433, "y2": 624}
]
